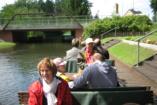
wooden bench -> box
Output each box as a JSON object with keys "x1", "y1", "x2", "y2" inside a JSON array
[{"x1": 18, "y1": 86, "x2": 154, "y2": 105}]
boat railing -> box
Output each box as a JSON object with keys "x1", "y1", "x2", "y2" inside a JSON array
[{"x1": 18, "y1": 86, "x2": 154, "y2": 105}]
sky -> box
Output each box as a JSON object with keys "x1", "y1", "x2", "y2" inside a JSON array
[
  {"x1": 0, "y1": 0, "x2": 154, "y2": 19},
  {"x1": 89, "y1": 0, "x2": 153, "y2": 19}
]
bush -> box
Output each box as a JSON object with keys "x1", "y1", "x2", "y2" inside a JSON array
[{"x1": 83, "y1": 15, "x2": 152, "y2": 38}]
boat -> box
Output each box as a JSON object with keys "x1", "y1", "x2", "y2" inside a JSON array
[
  {"x1": 18, "y1": 60, "x2": 154, "y2": 105},
  {"x1": 18, "y1": 86, "x2": 153, "y2": 105}
]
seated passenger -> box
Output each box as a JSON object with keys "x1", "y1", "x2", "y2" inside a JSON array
[
  {"x1": 53, "y1": 57, "x2": 71, "y2": 82},
  {"x1": 78, "y1": 38, "x2": 95, "y2": 64},
  {"x1": 64, "y1": 38, "x2": 80, "y2": 61},
  {"x1": 94, "y1": 38, "x2": 110, "y2": 60},
  {"x1": 68, "y1": 53, "x2": 118, "y2": 89},
  {"x1": 28, "y1": 57, "x2": 72, "y2": 105}
]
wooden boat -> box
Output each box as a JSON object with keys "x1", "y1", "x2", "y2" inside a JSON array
[
  {"x1": 18, "y1": 86, "x2": 154, "y2": 105},
  {"x1": 18, "y1": 60, "x2": 154, "y2": 105}
]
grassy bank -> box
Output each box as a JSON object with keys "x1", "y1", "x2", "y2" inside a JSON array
[
  {"x1": 0, "y1": 42, "x2": 16, "y2": 49},
  {"x1": 108, "y1": 42, "x2": 156, "y2": 66}
]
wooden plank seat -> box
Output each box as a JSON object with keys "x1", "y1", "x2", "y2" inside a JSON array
[{"x1": 18, "y1": 86, "x2": 154, "y2": 105}]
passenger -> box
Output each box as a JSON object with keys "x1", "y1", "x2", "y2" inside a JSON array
[
  {"x1": 94, "y1": 38, "x2": 110, "y2": 60},
  {"x1": 68, "y1": 53, "x2": 118, "y2": 89},
  {"x1": 28, "y1": 57, "x2": 72, "y2": 105},
  {"x1": 53, "y1": 57, "x2": 71, "y2": 82},
  {"x1": 64, "y1": 38, "x2": 80, "y2": 61},
  {"x1": 78, "y1": 38, "x2": 95, "y2": 64},
  {"x1": 80, "y1": 40, "x2": 86, "y2": 48}
]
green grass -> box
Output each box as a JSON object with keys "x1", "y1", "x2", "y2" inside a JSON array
[
  {"x1": 101, "y1": 23, "x2": 157, "y2": 66},
  {"x1": 108, "y1": 43, "x2": 156, "y2": 66},
  {"x1": 0, "y1": 42, "x2": 16, "y2": 49}
]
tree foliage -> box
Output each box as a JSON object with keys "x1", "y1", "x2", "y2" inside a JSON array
[
  {"x1": 0, "y1": 0, "x2": 92, "y2": 18},
  {"x1": 83, "y1": 15, "x2": 152, "y2": 38},
  {"x1": 150, "y1": 0, "x2": 157, "y2": 21},
  {"x1": 150, "y1": 0, "x2": 157, "y2": 14}
]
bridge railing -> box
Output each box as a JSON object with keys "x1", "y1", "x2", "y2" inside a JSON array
[
  {"x1": 0, "y1": 15, "x2": 94, "y2": 30},
  {"x1": 8, "y1": 17, "x2": 80, "y2": 29}
]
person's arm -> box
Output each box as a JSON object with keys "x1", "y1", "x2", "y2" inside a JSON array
[
  {"x1": 28, "y1": 89, "x2": 38, "y2": 105},
  {"x1": 72, "y1": 66, "x2": 91, "y2": 88},
  {"x1": 28, "y1": 81, "x2": 43, "y2": 105}
]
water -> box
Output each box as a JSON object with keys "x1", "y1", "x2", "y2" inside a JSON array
[{"x1": 0, "y1": 43, "x2": 71, "y2": 105}]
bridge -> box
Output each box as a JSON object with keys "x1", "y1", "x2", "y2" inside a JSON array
[{"x1": 0, "y1": 13, "x2": 94, "y2": 42}]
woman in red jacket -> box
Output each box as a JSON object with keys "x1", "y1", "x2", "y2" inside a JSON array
[{"x1": 28, "y1": 57, "x2": 73, "y2": 105}]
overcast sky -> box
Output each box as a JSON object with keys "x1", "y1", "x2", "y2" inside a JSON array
[{"x1": 0, "y1": 0, "x2": 153, "y2": 19}]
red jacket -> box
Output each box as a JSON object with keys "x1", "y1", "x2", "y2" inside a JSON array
[{"x1": 28, "y1": 78, "x2": 73, "y2": 105}]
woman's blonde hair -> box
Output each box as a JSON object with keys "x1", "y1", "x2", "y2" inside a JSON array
[{"x1": 37, "y1": 57, "x2": 57, "y2": 75}]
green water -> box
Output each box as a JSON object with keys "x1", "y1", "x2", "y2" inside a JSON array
[{"x1": 0, "y1": 43, "x2": 71, "y2": 105}]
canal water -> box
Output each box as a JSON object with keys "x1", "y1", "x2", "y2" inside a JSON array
[{"x1": 0, "y1": 43, "x2": 71, "y2": 105}]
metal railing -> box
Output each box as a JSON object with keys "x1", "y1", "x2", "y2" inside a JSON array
[
  {"x1": 100, "y1": 27, "x2": 119, "y2": 39},
  {"x1": 0, "y1": 14, "x2": 94, "y2": 30},
  {"x1": 135, "y1": 29, "x2": 157, "y2": 66}
]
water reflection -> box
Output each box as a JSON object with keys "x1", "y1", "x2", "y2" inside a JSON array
[{"x1": 0, "y1": 43, "x2": 71, "y2": 105}]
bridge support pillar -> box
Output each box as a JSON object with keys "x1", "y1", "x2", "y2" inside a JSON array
[
  {"x1": 0, "y1": 31, "x2": 13, "y2": 42},
  {"x1": 75, "y1": 29, "x2": 83, "y2": 39}
]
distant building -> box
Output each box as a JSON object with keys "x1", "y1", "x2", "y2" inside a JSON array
[
  {"x1": 115, "y1": 3, "x2": 119, "y2": 14},
  {"x1": 124, "y1": 9, "x2": 143, "y2": 16}
]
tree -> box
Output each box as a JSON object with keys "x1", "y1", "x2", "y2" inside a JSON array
[
  {"x1": 55, "y1": 0, "x2": 62, "y2": 15},
  {"x1": 54, "y1": 0, "x2": 92, "y2": 16},
  {"x1": 0, "y1": 4, "x2": 17, "y2": 18},
  {"x1": 38, "y1": 0, "x2": 45, "y2": 12},
  {"x1": 150, "y1": 0, "x2": 157, "y2": 21},
  {"x1": 42, "y1": 0, "x2": 55, "y2": 14},
  {"x1": 0, "y1": 0, "x2": 92, "y2": 18},
  {"x1": 83, "y1": 15, "x2": 152, "y2": 38}
]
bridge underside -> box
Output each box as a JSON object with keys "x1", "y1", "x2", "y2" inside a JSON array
[
  {"x1": 0, "y1": 14, "x2": 88, "y2": 42},
  {"x1": 0, "y1": 29, "x2": 83, "y2": 43}
]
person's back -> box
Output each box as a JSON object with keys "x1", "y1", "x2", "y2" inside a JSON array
[
  {"x1": 65, "y1": 38, "x2": 80, "y2": 60},
  {"x1": 69, "y1": 53, "x2": 118, "y2": 89},
  {"x1": 87, "y1": 61, "x2": 117, "y2": 88},
  {"x1": 72, "y1": 61, "x2": 118, "y2": 88}
]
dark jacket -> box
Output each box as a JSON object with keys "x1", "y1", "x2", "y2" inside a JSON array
[{"x1": 93, "y1": 45, "x2": 110, "y2": 59}]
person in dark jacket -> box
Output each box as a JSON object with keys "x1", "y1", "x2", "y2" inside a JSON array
[
  {"x1": 28, "y1": 57, "x2": 73, "y2": 105},
  {"x1": 93, "y1": 38, "x2": 110, "y2": 60},
  {"x1": 68, "y1": 53, "x2": 118, "y2": 89}
]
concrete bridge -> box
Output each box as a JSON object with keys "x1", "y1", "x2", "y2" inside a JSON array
[{"x1": 0, "y1": 13, "x2": 94, "y2": 42}]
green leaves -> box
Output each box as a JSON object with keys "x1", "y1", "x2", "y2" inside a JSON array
[
  {"x1": 83, "y1": 15, "x2": 152, "y2": 38},
  {"x1": 0, "y1": 0, "x2": 92, "y2": 18}
]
